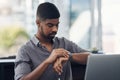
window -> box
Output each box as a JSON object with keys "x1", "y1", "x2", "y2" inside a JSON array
[
  {"x1": 0, "y1": 0, "x2": 119, "y2": 58},
  {"x1": 102, "y1": 0, "x2": 120, "y2": 54}
]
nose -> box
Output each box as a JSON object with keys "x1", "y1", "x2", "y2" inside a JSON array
[{"x1": 52, "y1": 26, "x2": 58, "y2": 32}]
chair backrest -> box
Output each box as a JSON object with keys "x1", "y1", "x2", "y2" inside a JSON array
[
  {"x1": 71, "y1": 62, "x2": 86, "y2": 80},
  {"x1": 0, "y1": 59, "x2": 15, "y2": 80}
]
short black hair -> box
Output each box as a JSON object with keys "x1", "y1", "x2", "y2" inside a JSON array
[{"x1": 36, "y1": 2, "x2": 60, "y2": 20}]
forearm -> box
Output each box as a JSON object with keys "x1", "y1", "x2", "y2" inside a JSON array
[
  {"x1": 71, "y1": 52, "x2": 90, "y2": 64},
  {"x1": 20, "y1": 60, "x2": 50, "y2": 80}
]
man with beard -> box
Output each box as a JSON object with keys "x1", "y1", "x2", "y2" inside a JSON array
[{"x1": 14, "y1": 2, "x2": 90, "y2": 80}]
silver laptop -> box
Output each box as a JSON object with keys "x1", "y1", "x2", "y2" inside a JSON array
[{"x1": 85, "y1": 54, "x2": 120, "y2": 80}]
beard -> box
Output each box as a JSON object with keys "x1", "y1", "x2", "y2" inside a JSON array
[{"x1": 40, "y1": 27, "x2": 57, "y2": 42}]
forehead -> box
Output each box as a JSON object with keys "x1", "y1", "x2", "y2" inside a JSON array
[{"x1": 44, "y1": 18, "x2": 59, "y2": 24}]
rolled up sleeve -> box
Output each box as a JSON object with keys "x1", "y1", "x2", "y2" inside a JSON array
[{"x1": 14, "y1": 46, "x2": 31, "y2": 80}]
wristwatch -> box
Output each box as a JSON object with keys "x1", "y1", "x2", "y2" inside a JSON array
[{"x1": 68, "y1": 52, "x2": 72, "y2": 61}]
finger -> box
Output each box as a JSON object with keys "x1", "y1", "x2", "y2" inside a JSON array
[
  {"x1": 63, "y1": 52, "x2": 69, "y2": 58},
  {"x1": 53, "y1": 59, "x2": 63, "y2": 74},
  {"x1": 59, "y1": 57, "x2": 69, "y2": 65},
  {"x1": 58, "y1": 51, "x2": 68, "y2": 57},
  {"x1": 54, "y1": 65, "x2": 62, "y2": 75},
  {"x1": 53, "y1": 63, "x2": 60, "y2": 74},
  {"x1": 54, "y1": 68, "x2": 60, "y2": 75},
  {"x1": 59, "y1": 57, "x2": 69, "y2": 62},
  {"x1": 54, "y1": 49, "x2": 69, "y2": 58},
  {"x1": 58, "y1": 66, "x2": 62, "y2": 74}
]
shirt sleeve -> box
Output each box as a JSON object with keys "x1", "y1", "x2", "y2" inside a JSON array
[
  {"x1": 14, "y1": 46, "x2": 32, "y2": 80},
  {"x1": 63, "y1": 37, "x2": 89, "y2": 53}
]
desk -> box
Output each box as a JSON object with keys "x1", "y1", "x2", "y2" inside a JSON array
[{"x1": 0, "y1": 59, "x2": 86, "y2": 80}]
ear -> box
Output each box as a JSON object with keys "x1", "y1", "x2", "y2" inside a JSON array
[{"x1": 36, "y1": 17, "x2": 41, "y2": 27}]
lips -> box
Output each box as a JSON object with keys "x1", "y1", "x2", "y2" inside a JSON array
[
  {"x1": 49, "y1": 32, "x2": 57, "y2": 36},
  {"x1": 50, "y1": 34, "x2": 56, "y2": 37}
]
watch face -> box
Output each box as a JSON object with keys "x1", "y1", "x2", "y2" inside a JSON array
[{"x1": 68, "y1": 52, "x2": 72, "y2": 61}]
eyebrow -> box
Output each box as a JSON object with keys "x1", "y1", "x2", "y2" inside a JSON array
[{"x1": 46, "y1": 22, "x2": 60, "y2": 25}]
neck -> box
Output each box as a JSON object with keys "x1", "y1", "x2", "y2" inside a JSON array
[
  {"x1": 35, "y1": 34, "x2": 53, "y2": 52},
  {"x1": 35, "y1": 34, "x2": 53, "y2": 44}
]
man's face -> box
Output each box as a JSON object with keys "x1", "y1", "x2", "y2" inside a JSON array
[{"x1": 39, "y1": 18, "x2": 59, "y2": 41}]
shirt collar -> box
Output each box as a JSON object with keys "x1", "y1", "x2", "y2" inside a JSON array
[
  {"x1": 31, "y1": 35, "x2": 56, "y2": 47},
  {"x1": 31, "y1": 35, "x2": 40, "y2": 47}
]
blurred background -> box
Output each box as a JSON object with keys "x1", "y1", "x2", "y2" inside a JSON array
[{"x1": 0, "y1": 0, "x2": 120, "y2": 58}]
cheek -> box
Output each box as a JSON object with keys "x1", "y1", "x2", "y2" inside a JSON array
[
  {"x1": 44, "y1": 27, "x2": 51, "y2": 33},
  {"x1": 41, "y1": 27, "x2": 49, "y2": 35},
  {"x1": 38, "y1": 27, "x2": 42, "y2": 33}
]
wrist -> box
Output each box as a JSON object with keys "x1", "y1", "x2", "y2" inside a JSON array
[{"x1": 44, "y1": 59, "x2": 52, "y2": 64}]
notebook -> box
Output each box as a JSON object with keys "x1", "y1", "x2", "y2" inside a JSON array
[{"x1": 85, "y1": 54, "x2": 120, "y2": 80}]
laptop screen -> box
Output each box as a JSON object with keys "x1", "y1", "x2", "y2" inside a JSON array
[{"x1": 85, "y1": 54, "x2": 120, "y2": 80}]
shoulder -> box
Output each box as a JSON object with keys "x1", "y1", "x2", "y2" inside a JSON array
[
  {"x1": 17, "y1": 40, "x2": 32, "y2": 55},
  {"x1": 19, "y1": 40, "x2": 31, "y2": 50},
  {"x1": 54, "y1": 37, "x2": 71, "y2": 43},
  {"x1": 16, "y1": 40, "x2": 33, "y2": 61},
  {"x1": 54, "y1": 37, "x2": 77, "y2": 48}
]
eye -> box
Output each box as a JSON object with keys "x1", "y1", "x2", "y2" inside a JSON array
[{"x1": 47, "y1": 23, "x2": 54, "y2": 28}]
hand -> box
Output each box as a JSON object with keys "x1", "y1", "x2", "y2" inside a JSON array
[
  {"x1": 45, "y1": 48, "x2": 69, "y2": 64},
  {"x1": 53, "y1": 57, "x2": 69, "y2": 75}
]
